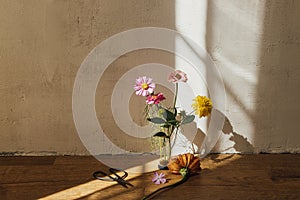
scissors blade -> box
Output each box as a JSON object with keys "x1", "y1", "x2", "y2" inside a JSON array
[
  {"x1": 125, "y1": 181, "x2": 134, "y2": 187},
  {"x1": 116, "y1": 178, "x2": 133, "y2": 188}
]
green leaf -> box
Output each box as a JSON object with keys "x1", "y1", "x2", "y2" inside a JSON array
[
  {"x1": 179, "y1": 110, "x2": 187, "y2": 118},
  {"x1": 147, "y1": 117, "x2": 166, "y2": 124},
  {"x1": 153, "y1": 131, "x2": 167, "y2": 137},
  {"x1": 181, "y1": 115, "x2": 195, "y2": 124},
  {"x1": 163, "y1": 109, "x2": 175, "y2": 121},
  {"x1": 167, "y1": 119, "x2": 179, "y2": 126}
]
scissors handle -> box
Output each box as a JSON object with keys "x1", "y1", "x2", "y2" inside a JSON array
[
  {"x1": 93, "y1": 168, "x2": 133, "y2": 188},
  {"x1": 93, "y1": 168, "x2": 128, "y2": 181},
  {"x1": 110, "y1": 168, "x2": 128, "y2": 180},
  {"x1": 93, "y1": 170, "x2": 114, "y2": 181}
]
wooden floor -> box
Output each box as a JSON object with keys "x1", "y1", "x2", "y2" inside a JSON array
[{"x1": 0, "y1": 154, "x2": 299, "y2": 200}]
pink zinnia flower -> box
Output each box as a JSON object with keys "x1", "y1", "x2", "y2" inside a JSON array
[
  {"x1": 152, "y1": 172, "x2": 166, "y2": 184},
  {"x1": 146, "y1": 93, "x2": 166, "y2": 105},
  {"x1": 134, "y1": 76, "x2": 155, "y2": 96},
  {"x1": 168, "y1": 70, "x2": 188, "y2": 83}
]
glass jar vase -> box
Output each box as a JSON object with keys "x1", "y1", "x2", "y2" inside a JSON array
[{"x1": 158, "y1": 136, "x2": 171, "y2": 170}]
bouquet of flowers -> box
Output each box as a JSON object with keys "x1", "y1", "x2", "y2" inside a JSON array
[{"x1": 134, "y1": 69, "x2": 212, "y2": 168}]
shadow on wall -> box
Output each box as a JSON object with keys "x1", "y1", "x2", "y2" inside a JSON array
[
  {"x1": 191, "y1": 110, "x2": 254, "y2": 154},
  {"x1": 221, "y1": 115, "x2": 254, "y2": 153},
  {"x1": 205, "y1": 0, "x2": 300, "y2": 153},
  {"x1": 255, "y1": 0, "x2": 300, "y2": 153}
]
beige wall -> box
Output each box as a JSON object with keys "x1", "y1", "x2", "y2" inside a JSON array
[
  {"x1": 0, "y1": 0, "x2": 175, "y2": 155},
  {"x1": 0, "y1": 0, "x2": 299, "y2": 155},
  {"x1": 206, "y1": 0, "x2": 300, "y2": 153}
]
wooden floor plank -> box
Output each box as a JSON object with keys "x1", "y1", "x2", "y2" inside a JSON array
[
  {"x1": 0, "y1": 154, "x2": 299, "y2": 200},
  {"x1": 0, "y1": 156, "x2": 55, "y2": 166}
]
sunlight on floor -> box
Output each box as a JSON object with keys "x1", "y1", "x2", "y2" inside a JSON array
[
  {"x1": 39, "y1": 155, "x2": 241, "y2": 200},
  {"x1": 38, "y1": 179, "x2": 111, "y2": 200},
  {"x1": 38, "y1": 158, "x2": 160, "y2": 200}
]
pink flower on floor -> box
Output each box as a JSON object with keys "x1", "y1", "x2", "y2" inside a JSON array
[
  {"x1": 152, "y1": 172, "x2": 166, "y2": 184},
  {"x1": 168, "y1": 70, "x2": 188, "y2": 83},
  {"x1": 134, "y1": 76, "x2": 155, "y2": 96},
  {"x1": 146, "y1": 93, "x2": 166, "y2": 105}
]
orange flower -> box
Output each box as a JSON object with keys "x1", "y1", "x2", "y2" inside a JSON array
[{"x1": 168, "y1": 153, "x2": 201, "y2": 175}]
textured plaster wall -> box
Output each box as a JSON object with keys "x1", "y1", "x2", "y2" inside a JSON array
[
  {"x1": 0, "y1": 0, "x2": 175, "y2": 155},
  {"x1": 206, "y1": 0, "x2": 300, "y2": 153},
  {"x1": 0, "y1": 0, "x2": 299, "y2": 155}
]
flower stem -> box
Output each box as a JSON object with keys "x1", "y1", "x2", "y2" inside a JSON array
[
  {"x1": 142, "y1": 169, "x2": 190, "y2": 200},
  {"x1": 172, "y1": 83, "x2": 178, "y2": 111},
  {"x1": 170, "y1": 127, "x2": 179, "y2": 149}
]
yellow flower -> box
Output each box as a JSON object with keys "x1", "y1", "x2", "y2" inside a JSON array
[{"x1": 192, "y1": 95, "x2": 212, "y2": 118}]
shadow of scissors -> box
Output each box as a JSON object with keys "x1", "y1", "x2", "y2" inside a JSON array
[{"x1": 93, "y1": 168, "x2": 134, "y2": 188}]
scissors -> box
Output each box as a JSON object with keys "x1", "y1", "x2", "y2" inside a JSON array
[{"x1": 93, "y1": 168, "x2": 133, "y2": 188}]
